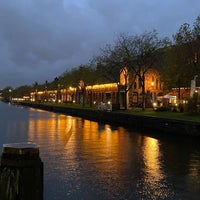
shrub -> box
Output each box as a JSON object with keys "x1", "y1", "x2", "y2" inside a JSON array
[{"x1": 155, "y1": 106, "x2": 170, "y2": 111}]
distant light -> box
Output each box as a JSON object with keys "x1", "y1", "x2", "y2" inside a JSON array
[{"x1": 153, "y1": 102, "x2": 157, "y2": 107}]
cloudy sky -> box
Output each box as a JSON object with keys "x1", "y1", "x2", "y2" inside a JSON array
[{"x1": 0, "y1": 0, "x2": 200, "y2": 88}]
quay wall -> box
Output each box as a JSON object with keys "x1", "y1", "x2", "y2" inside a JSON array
[{"x1": 20, "y1": 102, "x2": 200, "y2": 137}]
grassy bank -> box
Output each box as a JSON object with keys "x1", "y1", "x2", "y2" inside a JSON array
[
  {"x1": 32, "y1": 102, "x2": 200, "y2": 123},
  {"x1": 123, "y1": 108, "x2": 200, "y2": 122}
]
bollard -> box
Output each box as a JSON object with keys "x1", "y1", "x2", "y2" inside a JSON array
[{"x1": 0, "y1": 142, "x2": 43, "y2": 200}]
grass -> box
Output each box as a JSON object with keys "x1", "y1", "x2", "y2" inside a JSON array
[
  {"x1": 46, "y1": 102, "x2": 97, "y2": 110},
  {"x1": 35, "y1": 102, "x2": 200, "y2": 122},
  {"x1": 123, "y1": 108, "x2": 200, "y2": 122}
]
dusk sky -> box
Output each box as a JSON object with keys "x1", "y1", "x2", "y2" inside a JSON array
[{"x1": 0, "y1": 0, "x2": 200, "y2": 89}]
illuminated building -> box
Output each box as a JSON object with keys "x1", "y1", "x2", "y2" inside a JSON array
[{"x1": 30, "y1": 67, "x2": 163, "y2": 109}]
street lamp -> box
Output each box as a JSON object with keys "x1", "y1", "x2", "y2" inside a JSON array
[
  {"x1": 122, "y1": 67, "x2": 128, "y2": 110},
  {"x1": 190, "y1": 75, "x2": 198, "y2": 97},
  {"x1": 9, "y1": 89, "x2": 12, "y2": 102}
]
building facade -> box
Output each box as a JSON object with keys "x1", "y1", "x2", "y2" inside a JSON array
[
  {"x1": 118, "y1": 67, "x2": 163, "y2": 108},
  {"x1": 30, "y1": 67, "x2": 163, "y2": 110}
]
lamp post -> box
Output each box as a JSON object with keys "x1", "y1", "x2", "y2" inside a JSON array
[
  {"x1": 122, "y1": 68, "x2": 128, "y2": 110},
  {"x1": 190, "y1": 75, "x2": 198, "y2": 97},
  {"x1": 45, "y1": 81, "x2": 48, "y2": 102},
  {"x1": 9, "y1": 89, "x2": 12, "y2": 102}
]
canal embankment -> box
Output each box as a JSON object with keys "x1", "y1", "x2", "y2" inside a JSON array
[{"x1": 20, "y1": 102, "x2": 200, "y2": 137}]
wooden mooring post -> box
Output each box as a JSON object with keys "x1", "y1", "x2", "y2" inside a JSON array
[{"x1": 0, "y1": 143, "x2": 43, "y2": 200}]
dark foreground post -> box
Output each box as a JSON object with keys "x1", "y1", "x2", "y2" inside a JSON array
[{"x1": 0, "y1": 143, "x2": 43, "y2": 200}]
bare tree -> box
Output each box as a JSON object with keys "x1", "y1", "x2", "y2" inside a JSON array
[
  {"x1": 96, "y1": 30, "x2": 169, "y2": 110},
  {"x1": 95, "y1": 44, "x2": 124, "y2": 83},
  {"x1": 117, "y1": 31, "x2": 168, "y2": 109}
]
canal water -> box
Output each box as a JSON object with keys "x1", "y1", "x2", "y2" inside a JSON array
[{"x1": 0, "y1": 101, "x2": 199, "y2": 200}]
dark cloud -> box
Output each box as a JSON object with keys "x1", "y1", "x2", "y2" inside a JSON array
[{"x1": 0, "y1": 0, "x2": 199, "y2": 88}]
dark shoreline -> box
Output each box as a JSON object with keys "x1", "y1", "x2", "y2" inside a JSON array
[{"x1": 20, "y1": 102, "x2": 200, "y2": 137}]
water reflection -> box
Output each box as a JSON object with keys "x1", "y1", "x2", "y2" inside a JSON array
[
  {"x1": 1, "y1": 103, "x2": 199, "y2": 200},
  {"x1": 143, "y1": 137, "x2": 163, "y2": 180},
  {"x1": 28, "y1": 109, "x2": 74, "y2": 145},
  {"x1": 187, "y1": 154, "x2": 200, "y2": 196},
  {"x1": 142, "y1": 137, "x2": 171, "y2": 199},
  {"x1": 28, "y1": 111, "x2": 171, "y2": 199}
]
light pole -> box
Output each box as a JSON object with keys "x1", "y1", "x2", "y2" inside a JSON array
[
  {"x1": 122, "y1": 67, "x2": 128, "y2": 110},
  {"x1": 190, "y1": 75, "x2": 198, "y2": 97},
  {"x1": 9, "y1": 89, "x2": 12, "y2": 102}
]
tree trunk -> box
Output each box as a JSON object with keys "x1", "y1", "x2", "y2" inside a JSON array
[
  {"x1": 142, "y1": 75, "x2": 145, "y2": 111},
  {"x1": 124, "y1": 90, "x2": 127, "y2": 110}
]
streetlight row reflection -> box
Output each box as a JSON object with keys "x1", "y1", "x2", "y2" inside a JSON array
[{"x1": 27, "y1": 110, "x2": 166, "y2": 194}]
